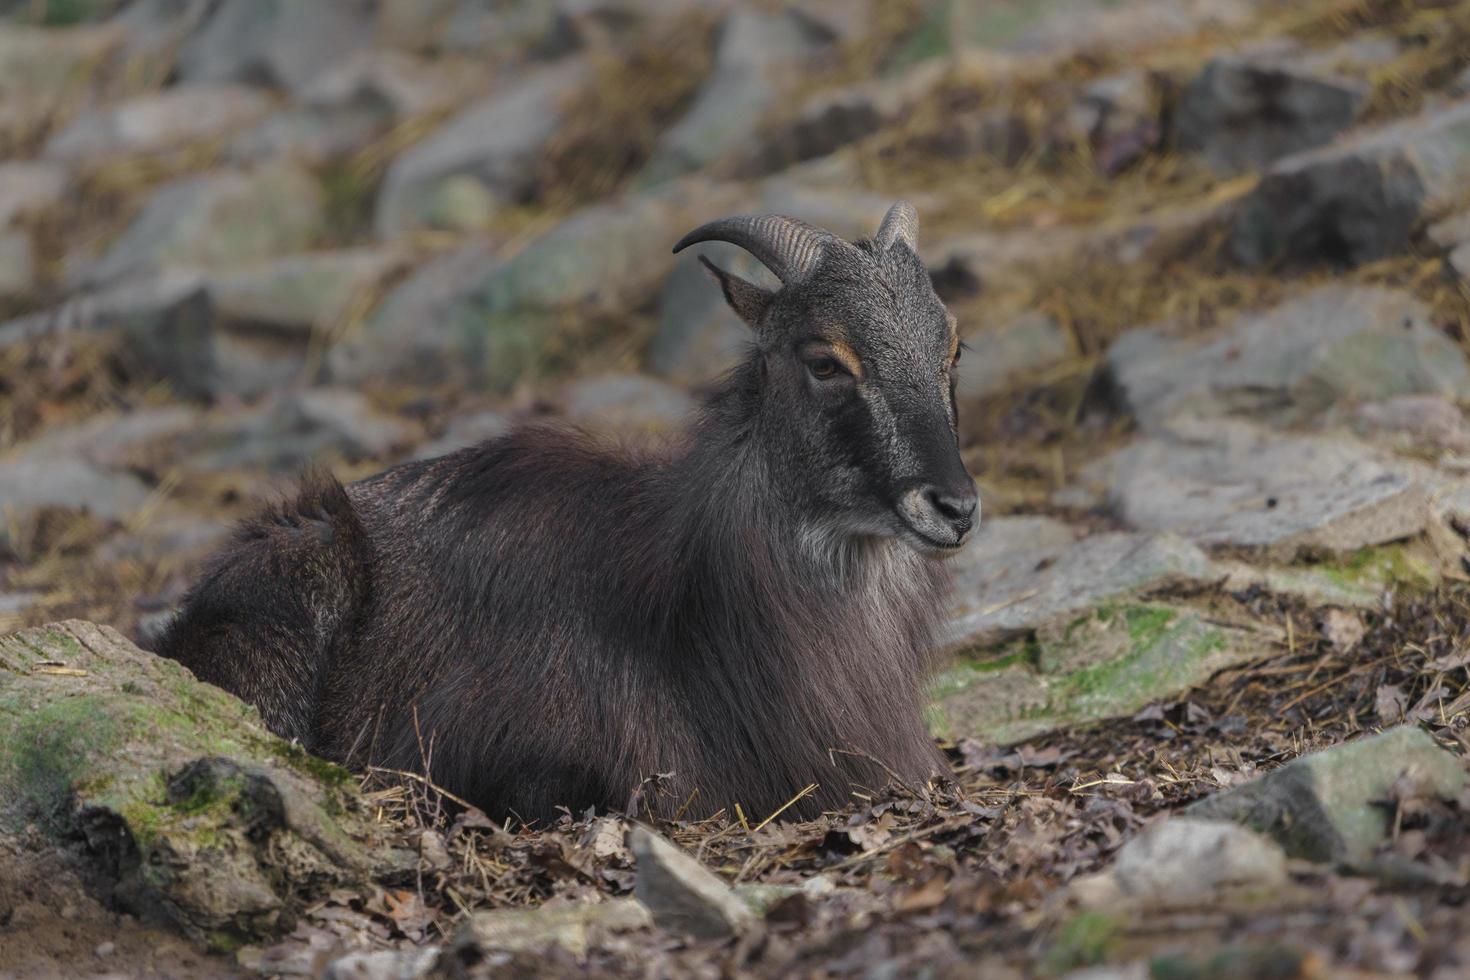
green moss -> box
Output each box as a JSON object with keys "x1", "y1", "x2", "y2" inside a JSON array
[
  {"x1": 1313, "y1": 544, "x2": 1438, "y2": 593},
  {"x1": 270, "y1": 740, "x2": 354, "y2": 790},
  {"x1": 1040, "y1": 911, "x2": 1122, "y2": 975}
]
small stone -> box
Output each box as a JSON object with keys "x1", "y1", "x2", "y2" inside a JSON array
[
  {"x1": 1186, "y1": 726, "x2": 1468, "y2": 864},
  {"x1": 1073, "y1": 818, "x2": 1287, "y2": 909},
  {"x1": 629, "y1": 826, "x2": 756, "y2": 938},
  {"x1": 1319, "y1": 609, "x2": 1366, "y2": 652},
  {"x1": 450, "y1": 900, "x2": 650, "y2": 960},
  {"x1": 93, "y1": 942, "x2": 115, "y2": 958},
  {"x1": 418, "y1": 830, "x2": 451, "y2": 872},
  {"x1": 320, "y1": 947, "x2": 441, "y2": 980}
]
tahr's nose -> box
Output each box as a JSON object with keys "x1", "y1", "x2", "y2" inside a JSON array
[{"x1": 923, "y1": 483, "x2": 978, "y2": 537}]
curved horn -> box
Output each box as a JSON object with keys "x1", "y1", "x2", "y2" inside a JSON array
[
  {"x1": 672, "y1": 213, "x2": 836, "y2": 285},
  {"x1": 874, "y1": 200, "x2": 918, "y2": 252}
]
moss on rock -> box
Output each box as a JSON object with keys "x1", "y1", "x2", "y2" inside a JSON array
[{"x1": 0, "y1": 620, "x2": 410, "y2": 950}]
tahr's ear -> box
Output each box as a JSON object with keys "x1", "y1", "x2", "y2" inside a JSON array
[{"x1": 698, "y1": 255, "x2": 773, "y2": 329}]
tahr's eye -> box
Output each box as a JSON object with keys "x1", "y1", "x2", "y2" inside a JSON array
[{"x1": 806, "y1": 357, "x2": 841, "y2": 381}]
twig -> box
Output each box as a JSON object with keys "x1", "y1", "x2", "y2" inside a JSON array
[
  {"x1": 825, "y1": 814, "x2": 974, "y2": 874},
  {"x1": 368, "y1": 766, "x2": 479, "y2": 812},
  {"x1": 752, "y1": 783, "x2": 818, "y2": 833}
]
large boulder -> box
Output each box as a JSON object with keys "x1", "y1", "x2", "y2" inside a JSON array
[
  {"x1": 1230, "y1": 98, "x2": 1470, "y2": 268},
  {"x1": 0, "y1": 621, "x2": 409, "y2": 947},
  {"x1": 1081, "y1": 419, "x2": 1438, "y2": 560},
  {"x1": 374, "y1": 59, "x2": 589, "y2": 237},
  {"x1": 1101, "y1": 285, "x2": 1470, "y2": 431}
]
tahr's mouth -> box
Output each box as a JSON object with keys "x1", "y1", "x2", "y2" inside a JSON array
[{"x1": 896, "y1": 516, "x2": 970, "y2": 556}]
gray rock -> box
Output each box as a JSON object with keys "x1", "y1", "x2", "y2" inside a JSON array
[
  {"x1": 0, "y1": 455, "x2": 149, "y2": 553},
  {"x1": 328, "y1": 240, "x2": 501, "y2": 385},
  {"x1": 1103, "y1": 285, "x2": 1470, "y2": 430},
  {"x1": 0, "y1": 229, "x2": 32, "y2": 297},
  {"x1": 209, "y1": 248, "x2": 409, "y2": 336},
  {"x1": 0, "y1": 24, "x2": 117, "y2": 134},
  {"x1": 561, "y1": 373, "x2": 695, "y2": 436},
  {"x1": 756, "y1": 174, "x2": 905, "y2": 241},
  {"x1": 321, "y1": 948, "x2": 442, "y2": 980},
  {"x1": 1072, "y1": 818, "x2": 1287, "y2": 909},
  {"x1": 1351, "y1": 396, "x2": 1470, "y2": 455},
  {"x1": 1176, "y1": 50, "x2": 1368, "y2": 174},
  {"x1": 0, "y1": 271, "x2": 216, "y2": 398},
  {"x1": 1451, "y1": 242, "x2": 1470, "y2": 285},
  {"x1": 43, "y1": 85, "x2": 271, "y2": 163},
  {"x1": 639, "y1": 8, "x2": 834, "y2": 185},
  {"x1": 1231, "y1": 99, "x2": 1470, "y2": 268},
  {"x1": 1062, "y1": 70, "x2": 1159, "y2": 175},
  {"x1": 0, "y1": 620, "x2": 408, "y2": 946},
  {"x1": 74, "y1": 165, "x2": 324, "y2": 289},
  {"x1": 429, "y1": 180, "x2": 743, "y2": 389},
  {"x1": 0, "y1": 161, "x2": 66, "y2": 227},
  {"x1": 1084, "y1": 419, "x2": 1437, "y2": 559},
  {"x1": 1428, "y1": 210, "x2": 1470, "y2": 249},
  {"x1": 887, "y1": 0, "x2": 1250, "y2": 69},
  {"x1": 931, "y1": 602, "x2": 1261, "y2": 745},
  {"x1": 450, "y1": 900, "x2": 650, "y2": 961},
  {"x1": 958, "y1": 311, "x2": 1072, "y2": 400},
  {"x1": 93, "y1": 507, "x2": 231, "y2": 567},
  {"x1": 630, "y1": 826, "x2": 756, "y2": 939},
  {"x1": 175, "y1": 0, "x2": 376, "y2": 95},
  {"x1": 184, "y1": 388, "x2": 418, "y2": 474},
  {"x1": 648, "y1": 241, "x2": 765, "y2": 381},
  {"x1": 1187, "y1": 726, "x2": 1467, "y2": 865},
  {"x1": 13, "y1": 404, "x2": 197, "y2": 471},
  {"x1": 374, "y1": 59, "x2": 588, "y2": 237},
  {"x1": 413, "y1": 410, "x2": 513, "y2": 460},
  {"x1": 232, "y1": 52, "x2": 460, "y2": 166},
  {"x1": 945, "y1": 516, "x2": 1221, "y2": 647}
]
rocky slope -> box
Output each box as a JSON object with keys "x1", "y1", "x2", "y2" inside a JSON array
[{"x1": 3, "y1": 0, "x2": 1470, "y2": 976}]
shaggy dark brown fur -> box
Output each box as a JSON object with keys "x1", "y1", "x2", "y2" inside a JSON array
[{"x1": 159, "y1": 204, "x2": 977, "y2": 824}]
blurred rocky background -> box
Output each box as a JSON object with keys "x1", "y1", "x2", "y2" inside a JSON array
[{"x1": 6, "y1": 0, "x2": 1470, "y2": 977}]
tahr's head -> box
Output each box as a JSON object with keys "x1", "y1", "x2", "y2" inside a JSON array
[{"x1": 675, "y1": 202, "x2": 978, "y2": 556}]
